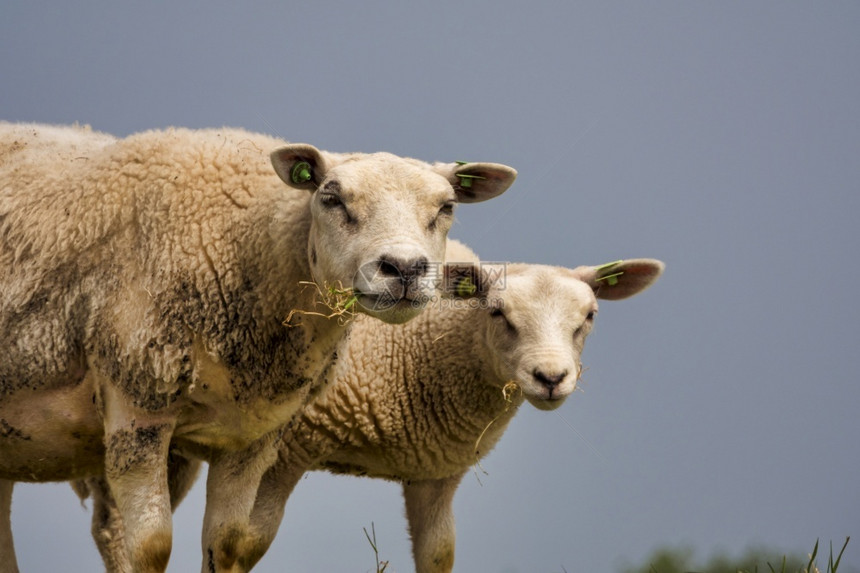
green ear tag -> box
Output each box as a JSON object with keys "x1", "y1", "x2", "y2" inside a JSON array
[
  {"x1": 456, "y1": 174, "x2": 486, "y2": 188},
  {"x1": 597, "y1": 271, "x2": 623, "y2": 286},
  {"x1": 594, "y1": 260, "x2": 624, "y2": 272},
  {"x1": 594, "y1": 260, "x2": 625, "y2": 286},
  {"x1": 456, "y1": 276, "x2": 477, "y2": 297},
  {"x1": 290, "y1": 161, "x2": 313, "y2": 185}
]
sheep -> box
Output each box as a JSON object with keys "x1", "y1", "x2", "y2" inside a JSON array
[
  {"x1": 249, "y1": 243, "x2": 663, "y2": 572},
  {"x1": 0, "y1": 122, "x2": 517, "y2": 573}
]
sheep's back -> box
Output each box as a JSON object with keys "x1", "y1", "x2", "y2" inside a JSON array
[{"x1": 0, "y1": 124, "x2": 311, "y2": 410}]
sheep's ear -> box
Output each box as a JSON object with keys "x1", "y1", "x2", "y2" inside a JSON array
[
  {"x1": 270, "y1": 144, "x2": 327, "y2": 191},
  {"x1": 435, "y1": 162, "x2": 517, "y2": 203},
  {"x1": 574, "y1": 259, "x2": 665, "y2": 300},
  {"x1": 440, "y1": 262, "x2": 489, "y2": 299}
]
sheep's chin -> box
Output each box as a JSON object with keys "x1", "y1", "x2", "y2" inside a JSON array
[{"x1": 525, "y1": 395, "x2": 568, "y2": 411}]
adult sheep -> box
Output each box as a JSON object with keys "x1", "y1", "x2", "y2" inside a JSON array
[{"x1": 0, "y1": 123, "x2": 516, "y2": 573}]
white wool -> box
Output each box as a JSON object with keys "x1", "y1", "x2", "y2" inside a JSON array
[{"x1": 0, "y1": 122, "x2": 516, "y2": 572}]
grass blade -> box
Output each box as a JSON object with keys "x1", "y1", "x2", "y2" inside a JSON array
[
  {"x1": 830, "y1": 537, "x2": 849, "y2": 573},
  {"x1": 807, "y1": 539, "x2": 819, "y2": 573}
]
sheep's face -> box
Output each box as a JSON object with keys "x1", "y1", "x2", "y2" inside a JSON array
[
  {"x1": 482, "y1": 266, "x2": 598, "y2": 411},
  {"x1": 464, "y1": 258, "x2": 665, "y2": 410},
  {"x1": 307, "y1": 155, "x2": 455, "y2": 324},
  {"x1": 272, "y1": 146, "x2": 517, "y2": 325}
]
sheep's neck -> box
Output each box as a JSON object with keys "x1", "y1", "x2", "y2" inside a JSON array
[{"x1": 411, "y1": 318, "x2": 523, "y2": 452}]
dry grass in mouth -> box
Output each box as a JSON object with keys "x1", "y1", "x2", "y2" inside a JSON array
[
  {"x1": 472, "y1": 380, "x2": 521, "y2": 479},
  {"x1": 283, "y1": 280, "x2": 359, "y2": 327},
  {"x1": 472, "y1": 363, "x2": 587, "y2": 478}
]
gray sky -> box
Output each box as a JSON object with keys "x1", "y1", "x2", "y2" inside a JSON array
[{"x1": 2, "y1": 2, "x2": 858, "y2": 572}]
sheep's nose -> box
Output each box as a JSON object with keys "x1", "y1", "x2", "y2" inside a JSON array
[
  {"x1": 377, "y1": 255, "x2": 429, "y2": 285},
  {"x1": 533, "y1": 369, "x2": 568, "y2": 389}
]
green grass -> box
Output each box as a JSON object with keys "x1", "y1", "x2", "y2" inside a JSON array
[
  {"x1": 803, "y1": 538, "x2": 851, "y2": 573},
  {"x1": 360, "y1": 528, "x2": 850, "y2": 573},
  {"x1": 619, "y1": 537, "x2": 851, "y2": 573}
]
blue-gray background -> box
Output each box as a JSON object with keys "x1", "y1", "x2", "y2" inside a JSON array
[{"x1": 2, "y1": 2, "x2": 858, "y2": 572}]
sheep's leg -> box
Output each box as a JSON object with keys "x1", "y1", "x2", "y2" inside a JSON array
[
  {"x1": 102, "y1": 385, "x2": 176, "y2": 573},
  {"x1": 201, "y1": 432, "x2": 279, "y2": 573},
  {"x1": 0, "y1": 479, "x2": 21, "y2": 573},
  {"x1": 402, "y1": 473, "x2": 465, "y2": 573},
  {"x1": 166, "y1": 451, "x2": 202, "y2": 510},
  {"x1": 77, "y1": 453, "x2": 201, "y2": 573},
  {"x1": 240, "y1": 453, "x2": 307, "y2": 569},
  {"x1": 85, "y1": 476, "x2": 133, "y2": 573}
]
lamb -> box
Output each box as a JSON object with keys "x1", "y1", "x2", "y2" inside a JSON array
[
  {"x1": 242, "y1": 240, "x2": 665, "y2": 572},
  {"x1": 0, "y1": 122, "x2": 516, "y2": 573}
]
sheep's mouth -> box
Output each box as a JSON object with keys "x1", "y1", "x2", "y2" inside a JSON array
[
  {"x1": 525, "y1": 394, "x2": 568, "y2": 411},
  {"x1": 523, "y1": 382, "x2": 576, "y2": 411}
]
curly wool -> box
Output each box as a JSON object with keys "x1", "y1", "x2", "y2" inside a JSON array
[{"x1": 1, "y1": 123, "x2": 316, "y2": 415}]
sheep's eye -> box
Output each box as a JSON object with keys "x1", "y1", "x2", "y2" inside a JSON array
[
  {"x1": 575, "y1": 312, "x2": 596, "y2": 337},
  {"x1": 438, "y1": 202, "x2": 455, "y2": 217},
  {"x1": 429, "y1": 201, "x2": 456, "y2": 231},
  {"x1": 320, "y1": 193, "x2": 343, "y2": 208}
]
